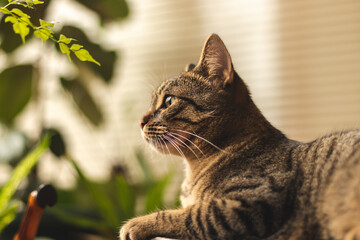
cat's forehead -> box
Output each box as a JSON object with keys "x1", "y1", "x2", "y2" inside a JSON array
[
  {"x1": 154, "y1": 75, "x2": 182, "y2": 96},
  {"x1": 155, "y1": 71, "x2": 208, "y2": 94},
  {"x1": 150, "y1": 71, "x2": 212, "y2": 107}
]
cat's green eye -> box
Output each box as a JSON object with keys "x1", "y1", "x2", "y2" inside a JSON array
[{"x1": 164, "y1": 95, "x2": 175, "y2": 107}]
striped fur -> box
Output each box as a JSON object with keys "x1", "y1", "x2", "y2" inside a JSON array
[{"x1": 120, "y1": 34, "x2": 360, "y2": 240}]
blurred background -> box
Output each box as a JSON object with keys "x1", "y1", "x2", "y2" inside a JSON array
[{"x1": 0, "y1": 0, "x2": 360, "y2": 239}]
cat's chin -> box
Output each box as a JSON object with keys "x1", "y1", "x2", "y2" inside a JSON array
[
  {"x1": 149, "y1": 142, "x2": 171, "y2": 155},
  {"x1": 141, "y1": 133, "x2": 171, "y2": 155},
  {"x1": 151, "y1": 141, "x2": 178, "y2": 156},
  {"x1": 147, "y1": 138, "x2": 183, "y2": 157}
]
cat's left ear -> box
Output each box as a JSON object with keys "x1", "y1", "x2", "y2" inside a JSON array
[
  {"x1": 197, "y1": 34, "x2": 234, "y2": 87},
  {"x1": 185, "y1": 63, "x2": 196, "y2": 72}
]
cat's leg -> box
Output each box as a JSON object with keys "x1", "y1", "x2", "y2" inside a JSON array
[
  {"x1": 320, "y1": 150, "x2": 360, "y2": 240},
  {"x1": 119, "y1": 208, "x2": 185, "y2": 240},
  {"x1": 119, "y1": 198, "x2": 268, "y2": 240}
]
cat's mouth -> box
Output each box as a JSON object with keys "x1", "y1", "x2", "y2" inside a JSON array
[
  {"x1": 141, "y1": 127, "x2": 204, "y2": 159},
  {"x1": 141, "y1": 131, "x2": 169, "y2": 144},
  {"x1": 143, "y1": 127, "x2": 227, "y2": 160},
  {"x1": 141, "y1": 128, "x2": 174, "y2": 155}
]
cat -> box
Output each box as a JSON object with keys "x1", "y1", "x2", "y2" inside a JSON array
[{"x1": 119, "y1": 34, "x2": 360, "y2": 240}]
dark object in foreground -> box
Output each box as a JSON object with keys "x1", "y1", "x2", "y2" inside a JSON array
[{"x1": 13, "y1": 184, "x2": 57, "y2": 240}]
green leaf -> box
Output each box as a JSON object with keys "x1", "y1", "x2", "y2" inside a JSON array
[
  {"x1": 70, "y1": 43, "x2": 82, "y2": 51},
  {"x1": 11, "y1": 2, "x2": 34, "y2": 9},
  {"x1": 0, "y1": 135, "x2": 49, "y2": 219},
  {"x1": 70, "y1": 44, "x2": 100, "y2": 66},
  {"x1": 59, "y1": 43, "x2": 71, "y2": 61},
  {"x1": 0, "y1": 200, "x2": 22, "y2": 233},
  {"x1": 4, "y1": 15, "x2": 18, "y2": 24},
  {"x1": 59, "y1": 34, "x2": 73, "y2": 44},
  {"x1": 12, "y1": 21, "x2": 29, "y2": 43},
  {"x1": 39, "y1": 18, "x2": 54, "y2": 28},
  {"x1": 33, "y1": 0, "x2": 44, "y2": 5},
  {"x1": 34, "y1": 27, "x2": 53, "y2": 43},
  {"x1": 73, "y1": 48, "x2": 100, "y2": 66},
  {"x1": 115, "y1": 176, "x2": 135, "y2": 220},
  {"x1": 0, "y1": 11, "x2": 23, "y2": 53},
  {"x1": 0, "y1": 65, "x2": 33, "y2": 124},
  {"x1": 20, "y1": 16, "x2": 32, "y2": 25},
  {"x1": 60, "y1": 77, "x2": 103, "y2": 126},
  {"x1": 10, "y1": 8, "x2": 28, "y2": 18},
  {"x1": 7, "y1": 9, "x2": 31, "y2": 43},
  {"x1": 60, "y1": 26, "x2": 115, "y2": 82}
]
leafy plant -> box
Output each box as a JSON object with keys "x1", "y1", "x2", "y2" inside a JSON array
[
  {"x1": 0, "y1": 0, "x2": 130, "y2": 236},
  {"x1": 0, "y1": 135, "x2": 50, "y2": 233},
  {"x1": 0, "y1": 0, "x2": 100, "y2": 65},
  {"x1": 0, "y1": 0, "x2": 123, "y2": 127},
  {"x1": 0, "y1": 1, "x2": 180, "y2": 239}
]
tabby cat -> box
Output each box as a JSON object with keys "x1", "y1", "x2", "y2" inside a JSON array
[{"x1": 120, "y1": 34, "x2": 360, "y2": 240}]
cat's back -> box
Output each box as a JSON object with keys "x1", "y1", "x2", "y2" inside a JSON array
[
  {"x1": 294, "y1": 129, "x2": 360, "y2": 191},
  {"x1": 288, "y1": 129, "x2": 360, "y2": 206},
  {"x1": 281, "y1": 129, "x2": 360, "y2": 239},
  {"x1": 295, "y1": 129, "x2": 360, "y2": 162}
]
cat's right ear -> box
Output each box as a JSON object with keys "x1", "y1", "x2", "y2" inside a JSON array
[{"x1": 197, "y1": 34, "x2": 234, "y2": 87}]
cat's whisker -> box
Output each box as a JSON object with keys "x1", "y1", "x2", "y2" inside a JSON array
[
  {"x1": 159, "y1": 136, "x2": 172, "y2": 156},
  {"x1": 167, "y1": 132, "x2": 206, "y2": 158},
  {"x1": 166, "y1": 132, "x2": 201, "y2": 161},
  {"x1": 170, "y1": 132, "x2": 206, "y2": 157},
  {"x1": 165, "y1": 133, "x2": 187, "y2": 149},
  {"x1": 163, "y1": 135, "x2": 186, "y2": 159},
  {"x1": 156, "y1": 136, "x2": 167, "y2": 155},
  {"x1": 167, "y1": 136, "x2": 186, "y2": 159},
  {"x1": 171, "y1": 129, "x2": 229, "y2": 154}
]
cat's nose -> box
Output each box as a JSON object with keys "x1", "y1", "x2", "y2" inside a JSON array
[
  {"x1": 140, "y1": 118, "x2": 147, "y2": 129},
  {"x1": 140, "y1": 111, "x2": 152, "y2": 129}
]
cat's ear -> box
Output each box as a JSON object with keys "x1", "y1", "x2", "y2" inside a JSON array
[
  {"x1": 197, "y1": 34, "x2": 234, "y2": 87},
  {"x1": 185, "y1": 63, "x2": 196, "y2": 72}
]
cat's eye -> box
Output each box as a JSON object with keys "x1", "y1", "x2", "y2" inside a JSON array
[{"x1": 164, "y1": 96, "x2": 176, "y2": 107}]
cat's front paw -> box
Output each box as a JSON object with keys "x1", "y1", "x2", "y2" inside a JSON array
[{"x1": 119, "y1": 216, "x2": 152, "y2": 240}]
